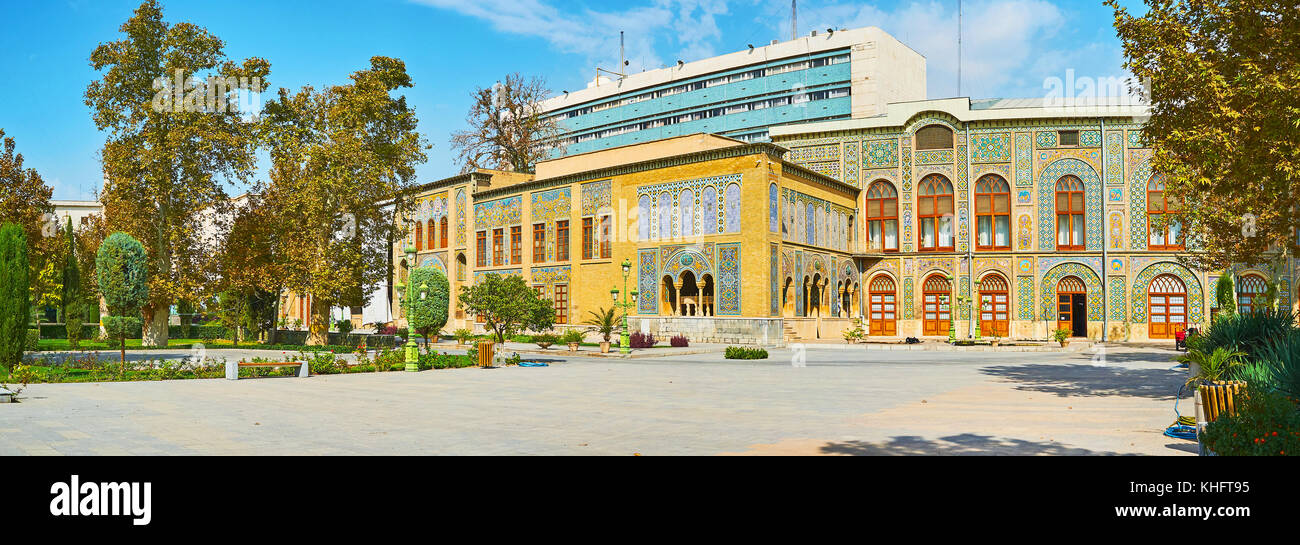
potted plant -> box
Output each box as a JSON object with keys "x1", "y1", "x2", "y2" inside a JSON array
[
  {"x1": 561, "y1": 330, "x2": 584, "y2": 353},
  {"x1": 1053, "y1": 328, "x2": 1072, "y2": 348},
  {"x1": 1179, "y1": 346, "x2": 1245, "y2": 388},
  {"x1": 990, "y1": 335, "x2": 1001, "y2": 348},
  {"x1": 583, "y1": 306, "x2": 620, "y2": 354},
  {"x1": 533, "y1": 332, "x2": 557, "y2": 350},
  {"x1": 453, "y1": 328, "x2": 474, "y2": 348}
]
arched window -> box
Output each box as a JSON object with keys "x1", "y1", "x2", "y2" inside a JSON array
[
  {"x1": 1055, "y1": 175, "x2": 1086, "y2": 250},
  {"x1": 805, "y1": 202, "x2": 816, "y2": 245},
  {"x1": 414, "y1": 221, "x2": 423, "y2": 251},
  {"x1": 1237, "y1": 274, "x2": 1268, "y2": 315},
  {"x1": 637, "y1": 195, "x2": 651, "y2": 240},
  {"x1": 657, "y1": 192, "x2": 671, "y2": 239},
  {"x1": 868, "y1": 275, "x2": 897, "y2": 336},
  {"x1": 1147, "y1": 175, "x2": 1182, "y2": 249},
  {"x1": 978, "y1": 273, "x2": 1010, "y2": 338},
  {"x1": 865, "y1": 181, "x2": 898, "y2": 252},
  {"x1": 916, "y1": 125, "x2": 954, "y2": 150},
  {"x1": 724, "y1": 183, "x2": 741, "y2": 233},
  {"x1": 1148, "y1": 274, "x2": 1187, "y2": 339},
  {"x1": 439, "y1": 217, "x2": 448, "y2": 248},
  {"x1": 680, "y1": 188, "x2": 694, "y2": 238},
  {"x1": 426, "y1": 219, "x2": 435, "y2": 249},
  {"x1": 922, "y1": 274, "x2": 952, "y2": 335},
  {"x1": 701, "y1": 186, "x2": 718, "y2": 235},
  {"x1": 975, "y1": 175, "x2": 1011, "y2": 250},
  {"x1": 918, "y1": 174, "x2": 955, "y2": 251}
]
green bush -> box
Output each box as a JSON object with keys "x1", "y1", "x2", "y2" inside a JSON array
[
  {"x1": 26, "y1": 329, "x2": 39, "y2": 352},
  {"x1": 335, "y1": 319, "x2": 354, "y2": 334},
  {"x1": 532, "y1": 332, "x2": 558, "y2": 348},
  {"x1": 0, "y1": 223, "x2": 30, "y2": 370},
  {"x1": 1199, "y1": 388, "x2": 1300, "y2": 456},
  {"x1": 1192, "y1": 308, "x2": 1295, "y2": 362},
  {"x1": 560, "y1": 330, "x2": 584, "y2": 345},
  {"x1": 725, "y1": 346, "x2": 768, "y2": 360},
  {"x1": 417, "y1": 352, "x2": 475, "y2": 370},
  {"x1": 1235, "y1": 329, "x2": 1300, "y2": 399},
  {"x1": 305, "y1": 351, "x2": 343, "y2": 375}
]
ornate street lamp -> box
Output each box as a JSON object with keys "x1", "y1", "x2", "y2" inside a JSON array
[
  {"x1": 402, "y1": 245, "x2": 419, "y2": 372},
  {"x1": 613, "y1": 258, "x2": 637, "y2": 354},
  {"x1": 973, "y1": 279, "x2": 983, "y2": 340},
  {"x1": 945, "y1": 273, "x2": 958, "y2": 343}
]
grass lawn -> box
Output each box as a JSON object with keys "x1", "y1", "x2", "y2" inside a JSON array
[{"x1": 35, "y1": 338, "x2": 389, "y2": 352}]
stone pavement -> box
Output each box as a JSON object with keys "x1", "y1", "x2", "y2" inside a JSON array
[{"x1": 0, "y1": 344, "x2": 1196, "y2": 455}]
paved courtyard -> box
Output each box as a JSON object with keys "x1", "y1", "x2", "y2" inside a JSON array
[{"x1": 0, "y1": 345, "x2": 1196, "y2": 455}]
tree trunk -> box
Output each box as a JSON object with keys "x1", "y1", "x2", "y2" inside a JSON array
[
  {"x1": 307, "y1": 297, "x2": 329, "y2": 346},
  {"x1": 98, "y1": 297, "x2": 108, "y2": 340},
  {"x1": 141, "y1": 304, "x2": 169, "y2": 347}
]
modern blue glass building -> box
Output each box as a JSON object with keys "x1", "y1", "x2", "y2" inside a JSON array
[{"x1": 538, "y1": 26, "x2": 927, "y2": 157}]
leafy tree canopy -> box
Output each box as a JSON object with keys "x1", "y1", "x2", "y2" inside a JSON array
[{"x1": 458, "y1": 273, "x2": 555, "y2": 343}]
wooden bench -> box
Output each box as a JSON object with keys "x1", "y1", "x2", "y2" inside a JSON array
[{"x1": 226, "y1": 360, "x2": 309, "y2": 380}]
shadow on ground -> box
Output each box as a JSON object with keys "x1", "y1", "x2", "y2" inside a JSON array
[
  {"x1": 979, "y1": 364, "x2": 1188, "y2": 399},
  {"x1": 819, "y1": 433, "x2": 1132, "y2": 455}
]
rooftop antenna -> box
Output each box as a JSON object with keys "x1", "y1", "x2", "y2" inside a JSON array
[
  {"x1": 958, "y1": 0, "x2": 963, "y2": 96},
  {"x1": 791, "y1": 0, "x2": 797, "y2": 41},
  {"x1": 595, "y1": 30, "x2": 627, "y2": 84}
]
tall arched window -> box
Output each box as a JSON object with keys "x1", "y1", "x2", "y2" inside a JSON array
[
  {"x1": 1147, "y1": 175, "x2": 1182, "y2": 250},
  {"x1": 975, "y1": 174, "x2": 1011, "y2": 250},
  {"x1": 657, "y1": 192, "x2": 671, "y2": 239},
  {"x1": 1237, "y1": 274, "x2": 1267, "y2": 315},
  {"x1": 439, "y1": 217, "x2": 448, "y2": 248},
  {"x1": 414, "y1": 221, "x2": 424, "y2": 251},
  {"x1": 426, "y1": 219, "x2": 435, "y2": 249},
  {"x1": 922, "y1": 274, "x2": 952, "y2": 335},
  {"x1": 724, "y1": 183, "x2": 741, "y2": 233},
  {"x1": 637, "y1": 195, "x2": 651, "y2": 240},
  {"x1": 805, "y1": 202, "x2": 816, "y2": 245},
  {"x1": 701, "y1": 186, "x2": 717, "y2": 235},
  {"x1": 918, "y1": 174, "x2": 954, "y2": 252},
  {"x1": 1055, "y1": 175, "x2": 1086, "y2": 250},
  {"x1": 865, "y1": 180, "x2": 898, "y2": 252},
  {"x1": 1148, "y1": 274, "x2": 1187, "y2": 339},
  {"x1": 679, "y1": 188, "x2": 694, "y2": 238},
  {"x1": 978, "y1": 273, "x2": 1010, "y2": 338}
]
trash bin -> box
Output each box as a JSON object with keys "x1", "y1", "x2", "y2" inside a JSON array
[{"x1": 476, "y1": 341, "x2": 495, "y2": 367}]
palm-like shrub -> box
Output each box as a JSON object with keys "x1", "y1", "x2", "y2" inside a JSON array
[
  {"x1": 583, "y1": 306, "x2": 620, "y2": 342},
  {"x1": 1180, "y1": 346, "x2": 1246, "y2": 386},
  {"x1": 1233, "y1": 330, "x2": 1300, "y2": 399},
  {"x1": 1192, "y1": 308, "x2": 1295, "y2": 362}
]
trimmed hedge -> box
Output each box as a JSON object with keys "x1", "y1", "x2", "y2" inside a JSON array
[{"x1": 725, "y1": 346, "x2": 768, "y2": 360}]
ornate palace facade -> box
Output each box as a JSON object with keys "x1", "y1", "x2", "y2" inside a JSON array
[{"x1": 395, "y1": 100, "x2": 1297, "y2": 344}]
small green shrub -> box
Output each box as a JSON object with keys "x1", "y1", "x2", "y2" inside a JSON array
[
  {"x1": 25, "y1": 329, "x2": 39, "y2": 352},
  {"x1": 1052, "y1": 328, "x2": 1071, "y2": 343},
  {"x1": 1194, "y1": 308, "x2": 1295, "y2": 361},
  {"x1": 560, "y1": 330, "x2": 584, "y2": 345},
  {"x1": 532, "y1": 332, "x2": 558, "y2": 348},
  {"x1": 453, "y1": 328, "x2": 475, "y2": 344},
  {"x1": 725, "y1": 346, "x2": 768, "y2": 360},
  {"x1": 1199, "y1": 388, "x2": 1300, "y2": 456}
]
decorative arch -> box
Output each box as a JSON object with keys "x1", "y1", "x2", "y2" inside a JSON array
[
  {"x1": 1131, "y1": 261, "x2": 1204, "y2": 325},
  {"x1": 1037, "y1": 158, "x2": 1103, "y2": 251},
  {"x1": 662, "y1": 249, "x2": 713, "y2": 283},
  {"x1": 418, "y1": 255, "x2": 447, "y2": 277},
  {"x1": 1040, "y1": 262, "x2": 1104, "y2": 321},
  {"x1": 1129, "y1": 154, "x2": 1154, "y2": 250}
]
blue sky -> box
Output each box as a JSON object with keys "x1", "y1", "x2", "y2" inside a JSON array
[{"x1": 0, "y1": 0, "x2": 1145, "y2": 200}]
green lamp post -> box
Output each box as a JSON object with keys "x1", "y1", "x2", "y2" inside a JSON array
[
  {"x1": 945, "y1": 273, "x2": 956, "y2": 343},
  {"x1": 973, "y1": 279, "x2": 983, "y2": 340},
  {"x1": 400, "y1": 245, "x2": 419, "y2": 372},
  {"x1": 612, "y1": 259, "x2": 638, "y2": 355}
]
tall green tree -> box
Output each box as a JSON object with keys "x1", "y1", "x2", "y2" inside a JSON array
[
  {"x1": 61, "y1": 218, "x2": 86, "y2": 348},
  {"x1": 0, "y1": 128, "x2": 53, "y2": 243},
  {"x1": 96, "y1": 232, "x2": 150, "y2": 363},
  {"x1": 86, "y1": 0, "x2": 270, "y2": 346},
  {"x1": 214, "y1": 193, "x2": 285, "y2": 344},
  {"x1": 1107, "y1": 0, "x2": 1300, "y2": 268},
  {"x1": 458, "y1": 273, "x2": 555, "y2": 344},
  {"x1": 0, "y1": 223, "x2": 30, "y2": 371},
  {"x1": 262, "y1": 56, "x2": 428, "y2": 345},
  {"x1": 407, "y1": 267, "x2": 449, "y2": 347},
  {"x1": 1215, "y1": 274, "x2": 1236, "y2": 318}
]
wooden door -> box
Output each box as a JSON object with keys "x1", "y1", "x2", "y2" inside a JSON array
[
  {"x1": 922, "y1": 274, "x2": 951, "y2": 336},
  {"x1": 868, "y1": 275, "x2": 896, "y2": 336}
]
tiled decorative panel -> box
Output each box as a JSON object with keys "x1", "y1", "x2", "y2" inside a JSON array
[
  {"x1": 474, "y1": 195, "x2": 522, "y2": 230},
  {"x1": 916, "y1": 149, "x2": 954, "y2": 165},
  {"x1": 1014, "y1": 132, "x2": 1033, "y2": 187},
  {"x1": 770, "y1": 244, "x2": 779, "y2": 316},
  {"x1": 1017, "y1": 276, "x2": 1036, "y2": 320},
  {"x1": 903, "y1": 277, "x2": 915, "y2": 320},
  {"x1": 454, "y1": 189, "x2": 466, "y2": 246},
  {"x1": 531, "y1": 187, "x2": 571, "y2": 223},
  {"x1": 971, "y1": 132, "x2": 1012, "y2": 163},
  {"x1": 637, "y1": 249, "x2": 658, "y2": 314},
  {"x1": 1036, "y1": 131, "x2": 1059, "y2": 148},
  {"x1": 1079, "y1": 130, "x2": 1102, "y2": 147},
  {"x1": 1105, "y1": 131, "x2": 1125, "y2": 185},
  {"x1": 789, "y1": 144, "x2": 841, "y2": 162},
  {"x1": 864, "y1": 139, "x2": 899, "y2": 168},
  {"x1": 1129, "y1": 153, "x2": 1154, "y2": 250},
  {"x1": 637, "y1": 173, "x2": 740, "y2": 238},
  {"x1": 843, "y1": 141, "x2": 860, "y2": 187},
  {"x1": 1108, "y1": 276, "x2": 1127, "y2": 321},
  {"x1": 580, "y1": 179, "x2": 611, "y2": 215}
]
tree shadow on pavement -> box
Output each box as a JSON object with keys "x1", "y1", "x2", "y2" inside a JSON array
[
  {"x1": 979, "y1": 364, "x2": 1189, "y2": 399},
  {"x1": 819, "y1": 433, "x2": 1132, "y2": 455}
]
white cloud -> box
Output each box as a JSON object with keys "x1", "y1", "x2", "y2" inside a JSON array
[
  {"x1": 759, "y1": 0, "x2": 1081, "y2": 99},
  {"x1": 411, "y1": 0, "x2": 728, "y2": 85}
]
